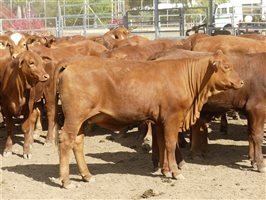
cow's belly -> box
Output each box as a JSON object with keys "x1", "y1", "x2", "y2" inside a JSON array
[{"x1": 88, "y1": 112, "x2": 145, "y2": 131}]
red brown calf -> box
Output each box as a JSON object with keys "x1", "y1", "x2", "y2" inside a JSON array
[
  {"x1": 57, "y1": 50, "x2": 243, "y2": 188},
  {"x1": 0, "y1": 51, "x2": 49, "y2": 158}
]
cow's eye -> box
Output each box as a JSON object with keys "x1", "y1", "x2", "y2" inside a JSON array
[
  {"x1": 224, "y1": 64, "x2": 230, "y2": 70},
  {"x1": 29, "y1": 61, "x2": 35, "y2": 67}
]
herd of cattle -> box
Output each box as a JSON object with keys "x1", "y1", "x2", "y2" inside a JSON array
[{"x1": 0, "y1": 27, "x2": 265, "y2": 188}]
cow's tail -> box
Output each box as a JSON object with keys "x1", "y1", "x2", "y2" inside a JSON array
[{"x1": 54, "y1": 61, "x2": 68, "y2": 153}]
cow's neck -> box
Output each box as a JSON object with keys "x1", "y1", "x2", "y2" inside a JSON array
[
  {"x1": 3, "y1": 66, "x2": 28, "y2": 115},
  {"x1": 182, "y1": 58, "x2": 214, "y2": 131}
]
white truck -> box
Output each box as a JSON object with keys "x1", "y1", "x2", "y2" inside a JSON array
[{"x1": 213, "y1": 0, "x2": 266, "y2": 34}]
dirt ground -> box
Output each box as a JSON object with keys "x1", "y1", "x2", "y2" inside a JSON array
[{"x1": 0, "y1": 115, "x2": 265, "y2": 199}]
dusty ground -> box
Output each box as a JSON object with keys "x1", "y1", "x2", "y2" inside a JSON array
[{"x1": 0, "y1": 116, "x2": 265, "y2": 199}]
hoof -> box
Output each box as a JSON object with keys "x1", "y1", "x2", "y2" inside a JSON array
[
  {"x1": 251, "y1": 161, "x2": 256, "y2": 168},
  {"x1": 151, "y1": 167, "x2": 161, "y2": 175},
  {"x1": 82, "y1": 175, "x2": 95, "y2": 183},
  {"x1": 44, "y1": 140, "x2": 53, "y2": 147},
  {"x1": 173, "y1": 173, "x2": 185, "y2": 180},
  {"x1": 161, "y1": 170, "x2": 172, "y2": 178},
  {"x1": 258, "y1": 167, "x2": 266, "y2": 173},
  {"x1": 141, "y1": 143, "x2": 151, "y2": 153},
  {"x1": 23, "y1": 153, "x2": 32, "y2": 159},
  {"x1": 33, "y1": 132, "x2": 41, "y2": 140},
  {"x1": 178, "y1": 160, "x2": 186, "y2": 169},
  {"x1": 3, "y1": 151, "x2": 12, "y2": 157},
  {"x1": 62, "y1": 182, "x2": 78, "y2": 189}
]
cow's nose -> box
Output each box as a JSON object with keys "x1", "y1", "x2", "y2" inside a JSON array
[
  {"x1": 43, "y1": 74, "x2": 50, "y2": 81},
  {"x1": 12, "y1": 54, "x2": 18, "y2": 59}
]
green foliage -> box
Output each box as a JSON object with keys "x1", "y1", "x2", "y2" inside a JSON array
[
  {"x1": 196, "y1": 0, "x2": 228, "y2": 7},
  {"x1": 168, "y1": 0, "x2": 229, "y2": 7}
]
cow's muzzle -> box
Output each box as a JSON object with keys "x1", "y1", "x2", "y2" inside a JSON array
[
  {"x1": 232, "y1": 80, "x2": 244, "y2": 89},
  {"x1": 40, "y1": 74, "x2": 50, "y2": 82}
]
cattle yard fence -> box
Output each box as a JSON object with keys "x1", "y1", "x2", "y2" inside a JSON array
[
  {"x1": 1, "y1": 1, "x2": 266, "y2": 38},
  {"x1": 124, "y1": 7, "x2": 208, "y2": 38}
]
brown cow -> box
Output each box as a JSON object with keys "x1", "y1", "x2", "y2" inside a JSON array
[
  {"x1": 0, "y1": 32, "x2": 43, "y2": 59},
  {"x1": 0, "y1": 33, "x2": 58, "y2": 146},
  {"x1": 92, "y1": 26, "x2": 130, "y2": 49},
  {"x1": 191, "y1": 35, "x2": 266, "y2": 173},
  {"x1": 57, "y1": 50, "x2": 243, "y2": 188},
  {"x1": 238, "y1": 34, "x2": 266, "y2": 41},
  {"x1": 31, "y1": 40, "x2": 108, "y2": 59},
  {"x1": 192, "y1": 35, "x2": 266, "y2": 54},
  {"x1": 112, "y1": 35, "x2": 150, "y2": 49},
  {"x1": 102, "y1": 39, "x2": 184, "y2": 61},
  {"x1": 190, "y1": 52, "x2": 266, "y2": 173},
  {"x1": 181, "y1": 33, "x2": 210, "y2": 50},
  {"x1": 1, "y1": 32, "x2": 107, "y2": 150},
  {"x1": 0, "y1": 51, "x2": 50, "y2": 158}
]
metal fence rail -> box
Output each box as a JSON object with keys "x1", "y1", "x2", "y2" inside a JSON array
[
  {"x1": 58, "y1": 1, "x2": 125, "y2": 36},
  {"x1": 125, "y1": 7, "x2": 208, "y2": 38},
  {"x1": 0, "y1": 17, "x2": 59, "y2": 36},
  {"x1": 1, "y1": 2, "x2": 265, "y2": 38}
]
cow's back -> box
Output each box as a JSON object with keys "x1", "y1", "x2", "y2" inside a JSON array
[{"x1": 193, "y1": 35, "x2": 266, "y2": 54}]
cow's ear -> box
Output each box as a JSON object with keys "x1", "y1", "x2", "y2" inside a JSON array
[
  {"x1": 210, "y1": 49, "x2": 224, "y2": 72},
  {"x1": 209, "y1": 57, "x2": 218, "y2": 72},
  {"x1": 0, "y1": 41, "x2": 7, "y2": 48},
  {"x1": 41, "y1": 56, "x2": 52, "y2": 64},
  {"x1": 214, "y1": 49, "x2": 224, "y2": 57},
  {"x1": 26, "y1": 35, "x2": 38, "y2": 45},
  {"x1": 0, "y1": 35, "x2": 9, "y2": 48}
]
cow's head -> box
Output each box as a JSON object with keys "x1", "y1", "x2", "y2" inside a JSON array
[
  {"x1": 1, "y1": 33, "x2": 41, "y2": 59},
  {"x1": 41, "y1": 35, "x2": 56, "y2": 48},
  {"x1": 209, "y1": 50, "x2": 244, "y2": 93},
  {"x1": 17, "y1": 51, "x2": 50, "y2": 87}
]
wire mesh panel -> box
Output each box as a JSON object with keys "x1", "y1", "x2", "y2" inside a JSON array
[
  {"x1": 59, "y1": 0, "x2": 125, "y2": 36},
  {"x1": 0, "y1": 17, "x2": 58, "y2": 36},
  {"x1": 125, "y1": 8, "x2": 182, "y2": 35},
  {"x1": 0, "y1": 0, "x2": 58, "y2": 33},
  {"x1": 125, "y1": 6, "x2": 208, "y2": 38}
]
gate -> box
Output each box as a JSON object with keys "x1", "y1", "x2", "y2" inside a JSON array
[
  {"x1": 125, "y1": 7, "x2": 208, "y2": 38},
  {"x1": 58, "y1": 1, "x2": 125, "y2": 36},
  {"x1": 0, "y1": 17, "x2": 59, "y2": 36}
]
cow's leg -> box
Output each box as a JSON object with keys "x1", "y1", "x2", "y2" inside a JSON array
[
  {"x1": 35, "y1": 108, "x2": 42, "y2": 132},
  {"x1": 151, "y1": 123, "x2": 160, "y2": 170},
  {"x1": 190, "y1": 119, "x2": 209, "y2": 158},
  {"x1": 45, "y1": 98, "x2": 57, "y2": 144},
  {"x1": 155, "y1": 124, "x2": 168, "y2": 174},
  {"x1": 59, "y1": 120, "x2": 84, "y2": 188},
  {"x1": 32, "y1": 99, "x2": 44, "y2": 136},
  {"x1": 3, "y1": 115, "x2": 14, "y2": 157},
  {"x1": 220, "y1": 113, "x2": 228, "y2": 134},
  {"x1": 73, "y1": 123, "x2": 93, "y2": 182},
  {"x1": 163, "y1": 119, "x2": 182, "y2": 179},
  {"x1": 141, "y1": 121, "x2": 152, "y2": 153},
  {"x1": 175, "y1": 141, "x2": 185, "y2": 169},
  {"x1": 246, "y1": 106, "x2": 265, "y2": 173},
  {"x1": 22, "y1": 110, "x2": 37, "y2": 159},
  {"x1": 59, "y1": 127, "x2": 73, "y2": 188}
]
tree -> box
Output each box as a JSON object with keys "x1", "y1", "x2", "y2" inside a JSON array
[{"x1": 169, "y1": 0, "x2": 229, "y2": 7}]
